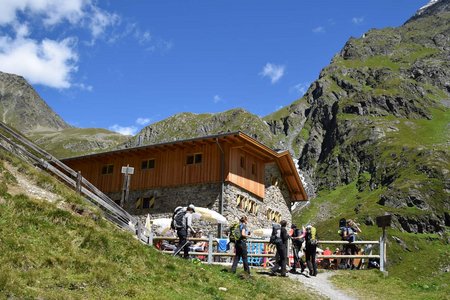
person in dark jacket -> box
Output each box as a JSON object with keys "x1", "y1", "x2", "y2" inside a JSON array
[
  {"x1": 289, "y1": 224, "x2": 305, "y2": 274},
  {"x1": 174, "y1": 204, "x2": 196, "y2": 258},
  {"x1": 304, "y1": 224, "x2": 318, "y2": 276},
  {"x1": 231, "y1": 216, "x2": 251, "y2": 274},
  {"x1": 270, "y1": 220, "x2": 289, "y2": 277}
]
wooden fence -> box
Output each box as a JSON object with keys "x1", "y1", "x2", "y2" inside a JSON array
[
  {"x1": 0, "y1": 121, "x2": 138, "y2": 232},
  {"x1": 145, "y1": 232, "x2": 387, "y2": 272}
]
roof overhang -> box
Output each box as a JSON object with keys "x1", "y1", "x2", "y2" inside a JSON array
[{"x1": 62, "y1": 131, "x2": 308, "y2": 201}]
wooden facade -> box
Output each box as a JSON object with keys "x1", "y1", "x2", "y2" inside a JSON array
[{"x1": 62, "y1": 132, "x2": 307, "y2": 202}]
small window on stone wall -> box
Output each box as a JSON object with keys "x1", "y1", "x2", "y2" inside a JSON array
[
  {"x1": 135, "y1": 196, "x2": 155, "y2": 209},
  {"x1": 266, "y1": 208, "x2": 281, "y2": 223},
  {"x1": 236, "y1": 195, "x2": 258, "y2": 215}
]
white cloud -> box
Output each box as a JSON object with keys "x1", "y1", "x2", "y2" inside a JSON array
[
  {"x1": 0, "y1": 0, "x2": 85, "y2": 26},
  {"x1": 352, "y1": 17, "x2": 364, "y2": 24},
  {"x1": 312, "y1": 26, "x2": 325, "y2": 33},
  {"x1": 136, "y1": 117, "x2": 151, "y2": 126},
  {"x1": 260, "y1": 63, "x2": 285, "y2": 84},
  {"x1": 213, "y1": 95, "x2": 222, "y2": 103},
  {"x1": 109, "y1": 124, "x2": 137, "y2": 136},
  {"x1": 291, "y1": 82, "x2": 309, "y2": 96},
  {"x1": 87, "y1": 6, "x2": 120, "y2": 40},
  {"x1": 0, "y1": 34, "x2": 78, "y2": 88},
  {"x1": 73, "y1": 83, "x2": 93, "y2": 91}
]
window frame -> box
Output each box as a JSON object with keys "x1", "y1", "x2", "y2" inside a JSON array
[
  {"x1": 186, "y1": 153, "x2": 203, "y2": 165},
  {"x1": 101, "y1": 164, "x2": 114, "y2": 175},
  {"x1": 141, "y1": 159, "x2": 155, "y2": 170}
]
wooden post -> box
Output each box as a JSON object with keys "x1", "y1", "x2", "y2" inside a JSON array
[
  {"x1": 120, "y1": 165, "x2": 133, "y2": 209},
  {"x1": 379, "y1": 236, "x2": 384, "y2": 272},
  {"x1": 76, "y1": 171, "x2": 82, "y2": 194},
  {"x1": 149, "y1": 231, "x2": 153, "y2": 246},
  {"x1": 207, "y1": 233, "x2": 213, "y2": 264},
  {"x1": 137, "y1": 219, "x2": 142, "y2": 240}
]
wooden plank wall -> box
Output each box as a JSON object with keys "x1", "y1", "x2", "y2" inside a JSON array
[
  {"x1": 64, "y1": 142, "x2": 224, "y2": 193},
  {"x1": 226, "y1": 147, "x2": 265, "y2": 198}
]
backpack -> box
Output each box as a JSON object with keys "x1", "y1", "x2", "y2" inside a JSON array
[
  {"x1": 171, "y1": 207, "x2": 186, "y2": 230},
  {"x1": 305, "y1": 226, "x2": 317, "y2": 246},
  {"x1": 229, "y1": 223, "x2": 242, "y2": 243},
  {"x1": 269, "y1": 223, "x2": 282, "y2": 245},
  {"x1": 292, "y1": 228, "x2": 304, "y2": 246}
]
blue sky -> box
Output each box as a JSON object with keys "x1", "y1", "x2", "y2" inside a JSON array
[{"x1": 0, "y1": 0, "x2": 430, "y2": 135}]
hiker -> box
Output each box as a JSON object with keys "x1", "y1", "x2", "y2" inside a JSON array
[
  {"x1": 321, "y1": 247, "x2": 333, "y2": 269},
  {"x1": 173, "y1": 204, "x2": 196, "y2": 259},
  {"x1": 304, "y1": 224, "x2": 318, "y2": 276},
  {"x1": 289, "y1": 224, "x2": 305, "y2": 274},
  {"x1": 230, "y1": 216, "x2": 251, "y2": 274},
  {"x1": 270, "y1": 220, "x2": 289, "y2": 277},
  {"x1": 343, "y1": 219, "x2": 361, "y2": 268}
]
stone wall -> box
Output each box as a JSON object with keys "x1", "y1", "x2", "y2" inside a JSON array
[{"x1": 122, "y1": 162, "x2": 293, "y2": 237}]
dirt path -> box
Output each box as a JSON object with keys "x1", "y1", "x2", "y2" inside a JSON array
[{"x1": 289, "y1": 271, "x2": 358, "y2": 300}]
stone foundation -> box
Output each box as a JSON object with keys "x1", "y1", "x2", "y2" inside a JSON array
[{"x1": 116, "y1": 162, "x2": 294, "y2": 237}]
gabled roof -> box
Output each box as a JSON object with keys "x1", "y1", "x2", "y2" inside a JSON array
[{"x1": 62, "y1": 131, "x2": 308, "y2": 201}]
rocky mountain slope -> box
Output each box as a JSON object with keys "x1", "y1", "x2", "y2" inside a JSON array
[
  {"x1": 265, "y1": 0, "x2": 449, "y2": 234},
  {"x1": 0, "y1": 71, "x2": 128, "y2": 158},
  {"x1": 120, "y1": 108, "x2": 281, "y2": 149},
  {"x1": 0, "y1": 72, "x2": 70, "y2": 133}
]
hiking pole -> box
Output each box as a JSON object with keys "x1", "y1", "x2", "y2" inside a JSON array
[{"x1": 173, "y1": 241, "x2": 190, "y2": 257}]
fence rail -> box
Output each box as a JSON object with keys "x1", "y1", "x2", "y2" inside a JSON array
[
  {"x1": 147, "y1": 232, "x2": 386, "y2": 271},
  {"x1": 0, "y1": 121, "x2": 138, "y2": 232}
]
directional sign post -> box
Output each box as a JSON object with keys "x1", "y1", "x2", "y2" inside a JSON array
[{"x1": 120, "y1": 165, "x2": 134, "y2": 208}]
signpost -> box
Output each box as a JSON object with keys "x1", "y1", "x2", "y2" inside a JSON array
[
  {"x1": 376, "y1": 214, "x2": 391, "y2": 275},
  {"x1": 120, "y1": 165, "x2": 134, "y2": 208}
]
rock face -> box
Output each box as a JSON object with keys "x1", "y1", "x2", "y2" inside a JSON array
[
  {"x1": 0, "y1": 71, "x2": 129, "y2": 158},
  {"x1": 263, "y1": 0, "x2": 450, "y2": 233},
  {"x1": 0, "y1": 72, "x2": 70, "y2": 133},
  {"x1": 121, "y1": 108, "x2": 281, "y2": 150}
]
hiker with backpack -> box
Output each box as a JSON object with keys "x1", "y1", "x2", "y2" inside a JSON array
[
  {"x1": 289, "y1": 224, "x2": 305, "y2": 274},
  {"x1": 230, "y1": 216, "x2": 251, "y2": 274},
  {"x1": 173, "y1": 204, "x2": 197, "y2": 259},
  {"x1": 304, "y1": 224, "x2": 318, "y2": 276},
  {"x1": 269, "y1": 220, "x2": 289, "y2": 277},
  {"x1": 340, "y1": 219, "x2": 362, "y2": 268}
]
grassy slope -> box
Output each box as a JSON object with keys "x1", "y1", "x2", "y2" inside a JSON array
[
  {"x1": 0, "y1": 152, "x2": 319, "y2": 300},
  {"x1": 28, "y1": 128, "x2": 129, "y2": 159},
  {"x1": 292, "y1": 106, "x2": 450, "y2": 299}
]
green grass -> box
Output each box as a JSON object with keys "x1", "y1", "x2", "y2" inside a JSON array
[
  {"x1": 386, "y1": 107, "x2": 449, "y2": 149},
  {"x1": 293, "y1": 181, "x2": 450, "y2": 299},
  {"x1": 330, "y1": 230, "x2": 450, "y2": 300},
  {"x1": 0, "y1": 152, "x2": 319, "y2": 300},
  {"x1": 27, "y1": 127, "x2": 129, "y2": 159}
]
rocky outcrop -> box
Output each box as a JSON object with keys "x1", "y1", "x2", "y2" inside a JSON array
[
  {"x1": 0, "y1": 71, "x2": 70, "y2": 133},
  {"x1": 121, "y1": 108, "x2": 280, "y2": 150},
  {"x1": 264, "y1": 1, "x2": 450, "y2": 233}
]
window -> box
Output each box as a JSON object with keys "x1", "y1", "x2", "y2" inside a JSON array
[
  {"x1": 141, "y1": 159, "x2": 155, "y2": 170},
  {"x1": 143, "y1": 196, "x2": 155, "y2": 209},
  {"x1": 101, "y1": 164, "x2": 114, "y2": 175},
  {"x1": 186, "y1": 153, "x2": 202, "y2": 165},
  {"x1": 240, "y1": 156, "x2": 246, "y2": 169},
  {"x1": 136, "y1": 196, "x2": 155, "y2": 209}
]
